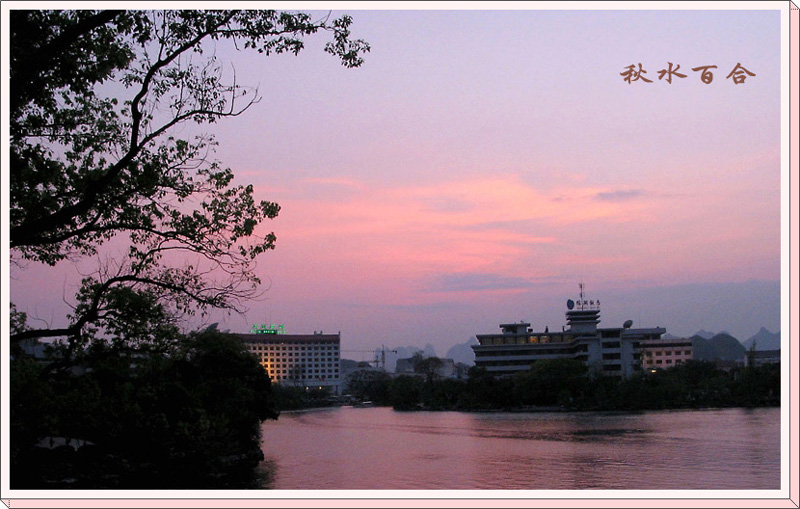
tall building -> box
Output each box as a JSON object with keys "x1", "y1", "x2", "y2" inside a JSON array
[
  {"x1": 472, "y1": 284, "x2": 668, "y2": 378},
  {"x1": 236, "y1": 325, "x2": 342, "y2": 395}
]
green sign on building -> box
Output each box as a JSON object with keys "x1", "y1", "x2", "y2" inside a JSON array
[{"x1": 251, "y1": 323, "x2": 285, "y2": 335}]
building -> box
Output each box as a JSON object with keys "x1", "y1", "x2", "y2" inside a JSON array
[
  {"x1": 472, "y1": 284, "x2": 669, "y2": 378},
  {"x1": 640, "y1": 338, "x2": 694, "y2": 370},
  {"x1": 743, "y1": 349, "x2": 781, "y2": 368},
  {"x1": 236, "y1": 325, "x2": 342, "y2": 395}
]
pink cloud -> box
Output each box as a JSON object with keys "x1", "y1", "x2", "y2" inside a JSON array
[{"x1": 246, "y1": 174, "x2": 679, "y2": 308}]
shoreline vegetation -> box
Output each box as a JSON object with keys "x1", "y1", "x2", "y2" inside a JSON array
[
  {"x1": 12, "y1": 337, "x2": 778, "y2": 490},
  {"x1": 339, "y1": 359, "x2": 780, "y2": 413},
  {"x1": 10, "y1": 331, "x2": 278, "y2": 490}
]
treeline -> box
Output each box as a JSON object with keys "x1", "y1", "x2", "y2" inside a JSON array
[
  {"x1": 271, "y1": 385, "x2": 340, "y2": 411},
  {"x1": 10, "y1": 331, "x2": 278, "y2": 489},
  {"x1": 346, "y1": 359, "x2": 780, "y2": 412}
]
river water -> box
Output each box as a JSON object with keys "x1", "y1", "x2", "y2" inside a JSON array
[{"x1": 255, "y1": 406, "x2": 780, "y2": 490}]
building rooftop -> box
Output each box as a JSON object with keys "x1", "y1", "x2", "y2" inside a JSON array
[{"x1": 236, "y1": 333, "x2": 340, "y2": 343}]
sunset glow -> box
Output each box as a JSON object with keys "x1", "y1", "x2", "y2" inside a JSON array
[{"x1": 6, "y1": 6, "x2": 785, "y2": 354}]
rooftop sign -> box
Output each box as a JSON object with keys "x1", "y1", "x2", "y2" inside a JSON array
[{"x1": 252, "y1": 324, "x2": 285, "y2": 335}]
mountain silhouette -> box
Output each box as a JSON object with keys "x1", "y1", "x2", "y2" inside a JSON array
[
  {"x1": 692, "y1": 333, "x2": 747, "y2": 361},
  {"x1": 693, "y1": 329, "x2": 716, "y2": 340},
  {"x1": 445, "y1": 337, "x2": 477, "y2": 365},
  {"x1": 742, "y1": 327, "x2": 780, "y2": 351}
]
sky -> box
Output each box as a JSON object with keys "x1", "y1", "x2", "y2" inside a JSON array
[{"x1": 5, "y1": 5, "x2": 787, "y2": 357}]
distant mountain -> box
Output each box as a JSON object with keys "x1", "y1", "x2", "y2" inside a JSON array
[
  {"x1": 445, "y1": 337, "x2": 477, "y2": 366},
  {"x1": 693, "y1": 329, "x2": 716, "y2": 340},
  {"x1": 340, "y1": 358, "x2": 360, "y2": 368},
  {"x1": 692, "y1": 333, "x2": 746, "y2": 361},
  {"x1": 662, "y1": 333, "x2": 680, "y2": 340},
  {"x1": 339, "y1": 358, "x2": 363, "y2": 374},
  {"x1": 690, "y1": 336, "x2": 717, "y2": 361},
  {"x1": 709, "y1": 333, "x2": 747, "y2": 361},
  {"x1": 422, "y1": 343, "x2": 438, "y2": 358},
  {"x1": 384, "y1": 346, "x2": 425, "y2": 372},
  {"x1": 742, "y1": 327, "x2": 781, "y2": 351}
]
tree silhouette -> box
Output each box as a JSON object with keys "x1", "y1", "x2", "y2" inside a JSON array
[{"x1": 9, "y1": 10, "x2": 369, "y2": 352}]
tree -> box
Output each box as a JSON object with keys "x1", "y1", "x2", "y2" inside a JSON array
[
  {"x1": 9, "y1": 10, "x2": 369, "y2": 351},
  {"x1": 11, "y1": 329, "x2": 279, "y2": 488},
  {"x1": 388, "y1": 375, "x2": 424, "y2": 411},
  {"x1": 346, "y1": 369, "x2": 391, "y2": 403},
  {"x1": 458, "y1": 366, "x2": 516, "y2": 410},
  {"x1": 415, "y1": 356, "x2": 445, "y2": 383},
  {"x1": 513, "y1": 358, "x2": 587, "y2": 407}
]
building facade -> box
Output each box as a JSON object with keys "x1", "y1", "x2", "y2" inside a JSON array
[
  {"x1": 472, "y1": 285, "x2": 669, "y2": 378},
  {"x1": 743, "y1": 349, "x2": 781, "y2": 368},
  {"x1": 640, "y1": 339, "x2": 694, "y2": 370},
  {"x1": 237, "y1": 327, "x2": 342, "y2": 395}
]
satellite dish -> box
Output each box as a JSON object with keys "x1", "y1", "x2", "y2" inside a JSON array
[
  {"x1": 567, "y1": 299, "x2": 575, "y2": 310},
  {"x1": 623, "y1": 319, "x2": 633, "y2": 329}
]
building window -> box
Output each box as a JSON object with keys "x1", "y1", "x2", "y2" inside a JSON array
[{"x1": 602, "y1": 342, "x2": 621, "y2": 349}]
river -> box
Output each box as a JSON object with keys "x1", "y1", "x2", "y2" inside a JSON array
[{"x1": 255, "y1": 406, "x2": 780, "y2": 490}]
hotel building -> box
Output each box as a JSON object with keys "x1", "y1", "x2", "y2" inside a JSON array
[
  {"x1": 472, "y1": 285, "x2": 673, "y2": 378},
  {"x1": 236, "y1": 325, "x2": 342, "y2": 395}
]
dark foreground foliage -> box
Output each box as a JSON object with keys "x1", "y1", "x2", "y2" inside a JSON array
[
  {"x1": 348, "y1": 359, "x2": 780, "y2": 413},
  {"x1": 10, "y1": 331, "x2": 278, "y2": 489},
  {"x1": 9, "y1": 8, "x2": 369, "y2": 490}
]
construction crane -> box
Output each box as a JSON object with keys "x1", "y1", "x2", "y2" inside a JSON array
[
  {"x1": 341, "y1": 345, "x2": 398, "y2": 371},
  {"x1": 375, "y1": 345, "x2": 398, "y2": 371}
]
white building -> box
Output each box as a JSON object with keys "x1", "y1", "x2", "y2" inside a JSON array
[
  {"x1": 237, "y1": 326, "x2": 342, "y2": 395},
  {"x1": 472, "y1": 285, "x2": 668, "y2": 378}
]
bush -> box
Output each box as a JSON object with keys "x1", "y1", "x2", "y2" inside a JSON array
[{"x1": 11, "y1": 330, "x2": 278, "y2": 488}]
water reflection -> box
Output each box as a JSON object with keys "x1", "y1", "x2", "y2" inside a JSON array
[{"x1": 258, "y1": 407, "x2": 780, "y2": 490}]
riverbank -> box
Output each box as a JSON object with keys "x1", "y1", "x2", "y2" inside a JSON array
[{"x1": 341, "y1": 360, "x2": 780, "y2": 414}]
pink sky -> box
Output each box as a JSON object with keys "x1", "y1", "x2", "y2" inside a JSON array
[{"x1": 6, "y1": 6, "x2": 786, "y2": 355}]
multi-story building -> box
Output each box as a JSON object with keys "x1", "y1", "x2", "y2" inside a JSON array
[
  {"x1": 742, "y1": 349, "x2": 781, "y2": 368},
  {"x1": 236, "y1": 325, "x2": 342, "y2": 395},
  {"x1": 472, "y1": 285, "x2": 668, "y2": 378},
  {"x1": 640, "y1": 338, "x2": 694, "y2": 370}
]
